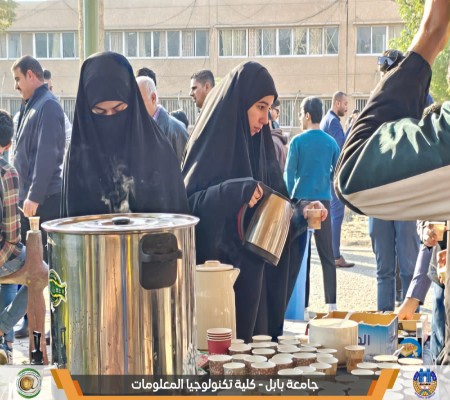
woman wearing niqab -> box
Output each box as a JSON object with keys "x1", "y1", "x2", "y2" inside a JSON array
[
  {"x1": 62, "y1": 51, "x2": 188, "y2": 216},
  {"x1": 183, "y1": 62, "x2": 315, "y2": 341}
]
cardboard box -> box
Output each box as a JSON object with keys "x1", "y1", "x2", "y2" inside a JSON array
[
  {"x1": 314, "y1": 311, "x2": 398, "y2": 362},
  {"x1": 399, "y1": 313, "x2": 428, "y2": 335}
]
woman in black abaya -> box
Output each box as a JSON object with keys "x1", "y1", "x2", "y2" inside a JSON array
[
  {"x1": 183, "y1": 62, "x2": 326, "y2": 341},
  {"x1": 62, "y1": 51, "x2": 188, "y2": 216}
]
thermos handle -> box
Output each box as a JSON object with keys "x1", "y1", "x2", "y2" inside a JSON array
[
  {"x1": 140, "y1": 249, "x2": 182, "y2": 263},
  {"x1": 238, "y1": 182, "x2": 273, "y2": 241}
]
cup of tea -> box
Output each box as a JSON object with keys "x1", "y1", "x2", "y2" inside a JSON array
[
  {"x1": 306, "y1": 209, "x2": 322, "y2": 230},
  {"x1": 29, "y1": 216, "x2": 40, "y2": 232},
  {"x1": 430, "y1": 222, "x2": 446, "y2": 241}
]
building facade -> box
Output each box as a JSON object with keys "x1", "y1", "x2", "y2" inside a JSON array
[{"x1": 0, "y1": 0, "x2": 402, "y2": 130}]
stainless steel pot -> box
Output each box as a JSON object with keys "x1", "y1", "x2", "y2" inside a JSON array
[
  {"x1": 42, "y1": 213, "x2": 199, "y2": 375},
  {"x1": 239, "y1": 183, "x2": 293, "y2": 265}
]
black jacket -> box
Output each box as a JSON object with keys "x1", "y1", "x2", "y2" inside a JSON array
[{"x1": 14, "y1": 84, "x2": 65, "y2": 203}]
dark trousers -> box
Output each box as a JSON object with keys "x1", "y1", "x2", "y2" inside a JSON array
[
  {"x1": 20, "y1": 192, "x2": 61, "y2": 263},
  {"x1": 307, "y1": 200, "x2": 336, "y2": 304}
]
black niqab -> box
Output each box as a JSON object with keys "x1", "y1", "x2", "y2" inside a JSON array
[{"x1": 62, "y1": 52, "x2": 188, "y2": 216}]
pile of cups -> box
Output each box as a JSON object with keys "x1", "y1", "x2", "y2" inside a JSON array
[
  {"x1": 208, "y1": 333, "x2": 340, "y2": 377},
  {"x1": 207, "y1": 328, "x2": 232, "y2": 355}
]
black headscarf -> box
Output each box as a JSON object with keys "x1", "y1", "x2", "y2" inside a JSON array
[
  {"x1": 62, "y1": 52, "x2": 188, "y2": 216},
  {"x1": 183, "y1": 61, "x2": 286, "y2": 197}
]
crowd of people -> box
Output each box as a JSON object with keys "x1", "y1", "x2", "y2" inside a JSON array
[{"x1": 0, "y1": 0, "x2": 449, "y2": 367}]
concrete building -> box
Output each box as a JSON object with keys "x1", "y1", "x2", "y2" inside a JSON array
[{"x1": 0, "y1": 0, "x2": 402, "y2": 130}]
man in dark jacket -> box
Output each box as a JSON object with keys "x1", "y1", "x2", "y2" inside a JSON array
[
  {"x1": 12, "y1": 55, "x2": 65, "y2": 261},
  {"x1": 137, "y1": 76, "x2": 188, "y2": 163}
]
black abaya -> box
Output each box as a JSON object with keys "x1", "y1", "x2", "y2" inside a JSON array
[
  {"x1": 182, "y1": 62, "x2": 303, "y2": 341},
  {"x1": 62, "y1": 51, "x2": 188, "y2": 216}
]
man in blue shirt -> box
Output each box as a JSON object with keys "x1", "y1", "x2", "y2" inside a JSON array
[
  {"x1": 284, "y1": 97, "x2": 340, "y2": 311},
  {"x1": 320, "y1": 92, "x2": 355, "y2": 268}
]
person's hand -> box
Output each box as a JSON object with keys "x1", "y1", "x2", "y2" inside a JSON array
[
  {"x1": 248, "y1": 184, "x2": 263, "y2": 208},
  {"x1": 409, "y1": 0, "x2": 450, "y2": 65},
  {"x1": 422, "y1": 221, "x2": 439, "y2": 247},
  {"x1": 302, "y1": 201, "x2": 328, "y2": 221},
  {"x1": 397, "y1": 298, "x2": 420, "y2": 320},
  {"x1": 23, "y1": 198, "x2": 39, "y2": 217}
]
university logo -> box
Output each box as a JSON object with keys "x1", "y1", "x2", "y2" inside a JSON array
[
  {"x1": 49, "y1": 269, "x2": 67, "y2": 308},
  {"x1": 16, "y1": 368, "x2": 42, "y2": 398},
  {"x1": 413, "y1": 368, "x2": 437, "y2": 399}
]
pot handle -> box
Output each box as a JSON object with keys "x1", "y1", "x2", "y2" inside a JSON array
[
  {"x1": 238, "y1": 182, "x2": 273, "y2": 241},
  {"x1": 139, "y1": 233, "x2": 182, "y2": 290}
]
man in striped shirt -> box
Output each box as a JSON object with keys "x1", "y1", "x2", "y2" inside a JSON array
[{"x1": 0, "y1": 110, "x2": 26, "y2": 365}]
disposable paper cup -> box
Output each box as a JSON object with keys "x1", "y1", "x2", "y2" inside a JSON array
[
  {"x1": 307, "y1": 209, "x2": 322, "y2": 229},
  {"x1": 243, "y1": 355, "x2": 267, "y2": 372},
  {"x1": 271, "y1": 357, "x2": 293, "y2": 372},
  {"x1": 298, "y1": 346, "x2": 317, "y2": 353},
  {"x1": 231, "y1": 354, "x2": 248, "y2": 363},
  {"x1": 357, "y1": 362, "x2": 378, "y2": 372},
  {"x1": 29, "y1": 216, "x2": 40, "y2": 231},
  {"x1": 252, "y1": 335, "x2": 272, "y2": 343},
  {"x1": 310, "y1": 362, "x2": 332, "y2": 374},
  {"x1": 208, "y1": 354, "x2": 232, "y2": 375},
  {"x1": 208, "y1": 337, "x2": 231, "y2": 355},
  {"x1": 249, "y1": 342, "x2": 271, "y2": 349},
  {"x1": 294, "y1": 366, "x2": 316, "y2": 374},
  {"x1": 231, "y1": 338, "x2": 245, "y2": 344},
  {"x1": 252, "y1": 348, "x2": 276, "y2": 359},
  {"x1": 279, "y1": 339, "x2": 300, "y2": 346},
  {"x1": 316, "y1": 348, "x2": 337, "y2": 355},
  {"x1": 228, "y1": 343, "x2": 252, "y2": 355},
  {"x1": 321, "y1": 356, "x2": 338, "y2": 375},
  {"x1": 351, "y1": 369, "x2": 375, "y2": 376},
  {"x1": 305, "y1": 342, "x2": 322, "y2": 349},
  {"x1": 373, "y1": 355, "x2": 398, "y2": 363},
  {"x1": 223, "y1": 362, "x2": 246, "y2": 375},
  {"x1": 250, "y1": 361, "x2": 276, "y2": 376},
  {"x1": 292, "y1": 352, "x2": 317, "y2": 367},
  {"x1": 277, "y1": 368, "x2": 302, "y2": 376},
  {"x1": 345, "y1": 345, "x2": 365, "y2": 373},
  {"x1": 207, "y1": 328, "x2": 232, "y2": 335},
  {"x1": 271, "y1": 353, "x2": 294, "y2": 360},
  {"x1": 430, "y1": 221, "x2": 446, "y2": 241}
]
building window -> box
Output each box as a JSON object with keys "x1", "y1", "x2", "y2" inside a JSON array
[
  {"x1": 256, "y1": 26, "x2": 339, "y2": 57},
  {"x1": 8, "y1": 33, "x2": 21, "y2": 59},
  {"x1": 125, "y1": 32, "x2": 138, "y2": 57},
  {"x1": 219, "y1": 29, "x2": 247, "y2": 57},
  {"x1": 356, "y1": 25, "x2": 402, "y2": 54},
  {"x1": 182, "y1": 30, "x2": 208, "y2": 57},
  {"x1": 279, "y1": 29, "x2": 291, "y2": 55},
  {"x1": 35, "y1": 32, "x2": 77, "y2": 59},
  {"x1": 167, "y1": 31, "x2": 180, "y2": 57},
  {"x1": 0, "y1": 34, "x2": 7, "y2": 59},
  {"x1": 62, "y1": 33, "x2": 75, "y2": 58},
  {"x1": 293, "y1": 28, "x2": 307, "y2": 55},
  {"x1": 153, "y1": 31, "x2": 167, "y2": 57},
  {"x1": 104, "y1": 30, "x2": 209, "y2": 58},
  {"x1": 325, "y1": 27, "x2": 339, "y2": 54},
  {"x1": 195, "y1": 30, "x2": 208, "y2": 56},
  {"x1": 256, "y1": 28, "x2": 276, "y2": 56}
]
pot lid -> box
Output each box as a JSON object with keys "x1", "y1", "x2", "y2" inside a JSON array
[
  {"x1": 42, "y1": 213, "x2": 199, "y2": 234},
  {"x1": 196, "y1": 260, "x2": 234, "y2": 272}
]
